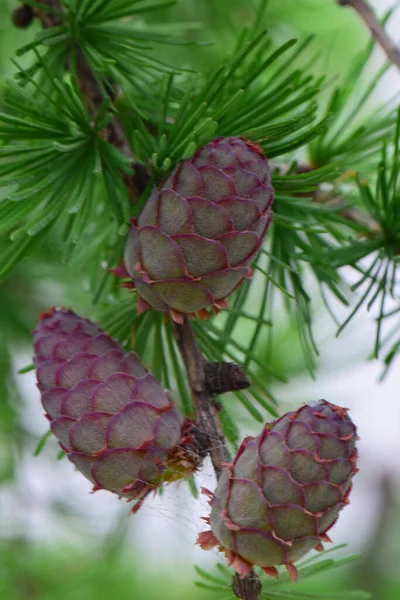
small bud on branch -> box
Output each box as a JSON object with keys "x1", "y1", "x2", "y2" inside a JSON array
[{"x1": 12, "y1": 5, "x2": 34, "y2": 28}]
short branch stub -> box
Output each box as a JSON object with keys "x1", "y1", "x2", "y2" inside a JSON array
[
  {"x1": 232, "y1": 572, "x2": 262, "y2": 600},
  {"x1": 204, "y1": 362, "x2": 251, "y2": 395}
]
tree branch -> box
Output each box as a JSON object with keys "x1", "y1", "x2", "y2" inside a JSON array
[
  {"x1": 172, "y1": 317, "x2": 230, "y2": 476},
  {"x1": 337, "y1": 0, "x2": 400, "y2": 71},
  {"x1": 173, "y1": 318, "x2": 261, "y2": 600},
  {"x1": 232, "y1": 572, "x2": 262, "y2": 600},
  {"x1": 22, "y1": 5, "x2": 259, "y2": 597}
]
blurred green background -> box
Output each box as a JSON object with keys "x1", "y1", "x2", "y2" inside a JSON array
[{"x1": 1, "y1": 1, "x2": 400, "y2": 599}]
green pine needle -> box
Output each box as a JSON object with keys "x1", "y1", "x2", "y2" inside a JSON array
[
  {"x1": 34, "y1": 430, "x2": 52, "y2": 457},
  {"x1": 194, "y1": 547, "x2": 369, "y2": 600}
]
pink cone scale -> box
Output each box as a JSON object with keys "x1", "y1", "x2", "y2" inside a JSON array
[
  {"x1": 33, "y1": 307, "x2": 196, "y2": 511},
  {"x1": 115, "y1": 137, "x2": 274, "y2": 323},
  {"x1": 197, "y1": 400, "x2": 359, "y2": 582}
]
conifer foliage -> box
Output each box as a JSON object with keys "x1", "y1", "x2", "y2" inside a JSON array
[{"x1": 1, "y1": 0, "x2": 397, "y2": 599}]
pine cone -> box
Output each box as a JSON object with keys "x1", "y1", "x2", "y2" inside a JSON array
[
  {"x1": 197, "y1": 400, "x2": 359, "y2": 582},
  {"x1": 116, "y1": 137, "x2": 273, "y2": 322},
  {"x1": 33, "y1": 308, "x2": 196, "y2": 511}
]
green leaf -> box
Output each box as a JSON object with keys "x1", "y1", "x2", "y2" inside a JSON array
[
  {"x1": 194, "y1": 566, "x2": 226, "y2": 587},
  {"x1": 34, "y1": 430, "x2": 52, "y2": 457},
  {"x1": 17, "y1": 363, "x2": 35, "y2": 375},
  {"x1": 261, "y1": 591, "x2": 371, "y2": 600},
  {"x1": 187, "y1": 476, "x2": 199, "y2": 499}
]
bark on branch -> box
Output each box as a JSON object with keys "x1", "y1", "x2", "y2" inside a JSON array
[
  {"x1": 172, "y1": 317, "x2": 261, "y2": 600},
  {"x1": 172, "y1": 318, "x2": 230, "y2": 476},
  {"x1": 337, "y1": 0, "x2": 400, "y2": 71},
  {"x1": 233, "y1": 572, "x2": 262, "y2": 600}
]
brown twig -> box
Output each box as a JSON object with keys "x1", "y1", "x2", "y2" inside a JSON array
[
  {"x1": 173, "y1": 318, "x2": 261, "y2": 600},
  {"x1": 232, "y1": 572, "x2": 262, "y2": 600},
  {"x1": 337, "y1": 0, "x2": 400, "y2": 71},
  {"x1": 172, "y1": 318, "x2": 231, "y2": 477}
]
